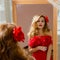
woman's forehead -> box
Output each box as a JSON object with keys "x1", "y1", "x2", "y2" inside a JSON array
[
  {"x1": 40, "y1": 17, "x2": 44, "y2": 19},
  {"x1": 38, "y1": 17, "x2": 45, "y2": 21}
]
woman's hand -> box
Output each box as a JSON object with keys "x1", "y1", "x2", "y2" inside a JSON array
[
  {"x1": 37, "y1": 46, "x2": 47, "y2": 51},
  {"x1": 29, "y1": 46, "x2": 47, "y2": 53}
]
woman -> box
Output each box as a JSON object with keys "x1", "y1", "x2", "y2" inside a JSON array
[
  {"x1": 0, "y1": 23, "x2": 29, "y2": 60},
  {"x1": 28, "y1": 15, "x2": 53, "y2": 60}
]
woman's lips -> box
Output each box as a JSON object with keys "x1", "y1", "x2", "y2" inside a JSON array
[{"x1": 39, "y1": 25, "x2": 42, "y2": 26}]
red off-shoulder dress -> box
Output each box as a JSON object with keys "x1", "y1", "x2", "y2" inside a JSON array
[{"x1": 28, "y1": 35, "x2": 53, "y2": 60}]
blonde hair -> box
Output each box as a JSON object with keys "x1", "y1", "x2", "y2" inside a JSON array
[{"x1": 28, "y1": 15, "x2": 50, "y2": 38}]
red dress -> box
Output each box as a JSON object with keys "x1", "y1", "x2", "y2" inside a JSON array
[{"x1": 28, "y1": 35, "x2": 53, "y2": 60}]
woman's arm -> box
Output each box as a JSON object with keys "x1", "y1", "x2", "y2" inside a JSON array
[
  {"x1": 29, "y1": 46, "x2": 38, "y2": 53},
  {"x1": 46, "y1": 44, "x2": 53, "y2": 60},
  {"x1": 29, "y1": 46, "x2": 47, "y2": 53}
]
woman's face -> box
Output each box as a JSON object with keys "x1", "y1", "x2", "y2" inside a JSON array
[{"x1": 37, "y1": 17, "x2": 45, "y2": 29}]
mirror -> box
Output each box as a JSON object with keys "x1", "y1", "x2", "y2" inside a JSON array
[{"x1": 12, "y1": 0, "x2": 58, "y2": 60}]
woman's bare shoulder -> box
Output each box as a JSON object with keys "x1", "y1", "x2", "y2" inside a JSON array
[{"x1": 45, "y1": 30, "x2": 52, "y2": 36}]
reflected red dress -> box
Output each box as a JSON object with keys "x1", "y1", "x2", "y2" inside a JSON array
[{"x1": 28, "y1": 35, "x2": 53, "y2": 60}]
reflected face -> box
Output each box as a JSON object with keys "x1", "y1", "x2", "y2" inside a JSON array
[{"x1": 37, "y1": 17, "x2": 45, "y2": 29}]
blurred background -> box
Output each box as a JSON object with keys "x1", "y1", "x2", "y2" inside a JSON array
[{"x1": 0, "y1": 0, "x2": 60, "y2": 60}]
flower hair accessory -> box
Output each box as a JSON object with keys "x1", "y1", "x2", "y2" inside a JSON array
[
  {"x1": 45, "y1": 16, "x2": 49, "y2": 23},
  {"x1": 13, "y1": 26, "x2": 25, "y2": 42}
]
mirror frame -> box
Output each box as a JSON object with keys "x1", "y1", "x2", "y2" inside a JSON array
[{"x1": 12, "y1": 0, "x2": 58, "y2": 60}]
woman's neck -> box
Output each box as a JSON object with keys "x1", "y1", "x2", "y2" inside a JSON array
[{"x1": 39, "y1": 29, "x2": 44, "y2": 36}]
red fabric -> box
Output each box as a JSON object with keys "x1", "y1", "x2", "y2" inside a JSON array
[{"x1": 28, "y1": 35, "x2": 53, "y2": 60}]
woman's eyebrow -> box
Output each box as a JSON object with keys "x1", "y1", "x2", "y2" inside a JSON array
[{"x1": 37, "y1": 20, "x2": 40, "y2": 22}]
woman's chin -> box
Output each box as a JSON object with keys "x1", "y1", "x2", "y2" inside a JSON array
[{"x1": 38, "y1": 27, "x2": 43, "y2": 29}]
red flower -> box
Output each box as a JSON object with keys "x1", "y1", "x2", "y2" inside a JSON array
[
  {"x1": 45, "y1": 16, "x2": 49, "y2": 23},
  {"x1": 13, "y1": 27, "x2": 25, "y2": 42}
]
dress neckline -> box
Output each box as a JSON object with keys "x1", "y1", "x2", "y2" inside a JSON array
[{"x1": 37, "y1": 34, "x2": 51, "y2": 37}]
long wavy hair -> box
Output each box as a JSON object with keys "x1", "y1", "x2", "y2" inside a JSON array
[
  {"x1": 0, "y1": 24, "x2": 28, "y2": 60},
  {"x1": 28, "y1": 15, "x2": 50, "y2": 38}
]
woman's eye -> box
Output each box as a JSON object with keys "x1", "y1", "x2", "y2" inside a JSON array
[
  {"x1": 37, "y1": 20, "x2": 40, "y2": 22},
  {"x1": 41, "y1": 20, "x2": 44, "y2": 22}
]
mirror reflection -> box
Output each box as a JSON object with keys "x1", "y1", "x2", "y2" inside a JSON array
[{"x1": 16, "y1": 4, "x2": 53, "y2": 60}]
